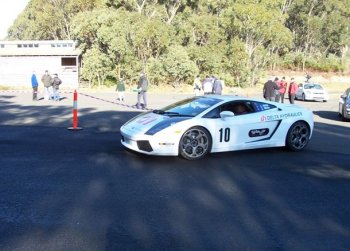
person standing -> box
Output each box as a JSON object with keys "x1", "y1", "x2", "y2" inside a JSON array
[
  {"x1": 288, "y1": 77, "x2": 298, "y2": 104},
  {"x1": 193, "y1": 75, "x2": 201, "y2": 96},
  {"x1": 212, "y1": 77, "x2": 223, "y2": 95},
  {"x1": 274, "y1": 77, "x2": 281, "y2": 102},
  {"x1": 263, "y1": 78, "x2": 279, "y2": 101},
  {"x1": 136, "y1": 72, "x2": 149, "y2": 109},
  {"x1": 41, "y1": 70, "x2": 52, "y2": 100},
  {"x1": 202, "y1": 76, "x2": 213, "y2": 95},
  {"x1": 31, "y1": 71, "x2": 39, "y2": 101},
  {"x1": 52, "y1": 74, "x2": 62, "y2": 101},
  {"x1": 278, "y1": 76, "x2": 288, "y2": 103},
  {"x1": 116, "y1": 77, "x2": 126, "y2": 102}
]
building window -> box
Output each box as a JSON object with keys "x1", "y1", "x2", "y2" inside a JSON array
[
  {"x1": 61, "y1": 57, "x2": 77, "y2": 66},
  {"x1": 17, "y1": 44, "x2": 22, "y2": 48},
  {"x1": 0, "y1": 44, "x2": 4, "y2": 48}
]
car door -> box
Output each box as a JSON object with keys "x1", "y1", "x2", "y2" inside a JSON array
[{"x1": 206, "y1": 101, "x2": 282, "y2": 152}]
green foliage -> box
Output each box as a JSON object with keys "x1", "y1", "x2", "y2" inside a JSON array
[
  {"x1": 81, "y1": 46, "x2": 113, "y2": 86},
  {"x1": 281, "y1": 52, "x2": 345, "y2": 72},
  {"x1": 160, "y1": 45, "x2": 198, "y2": 86},
  {"x1": 7, "y1": 0, "x2": 350, "y2": 87}
]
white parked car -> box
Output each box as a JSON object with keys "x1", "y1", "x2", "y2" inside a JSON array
[
  {"x1": 338, "y1": 87, "x2": 350, "y2": 121},
  {"x1": 296, "y1": 82, "x2": 329, "y2": 102},
  {"x1": 120, "y1": 96, "x2": 314, "y2": 160}
]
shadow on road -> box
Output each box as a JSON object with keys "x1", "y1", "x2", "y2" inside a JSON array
[{"x1": 1, "y1": 93, "x2": 350, "y2": 250}]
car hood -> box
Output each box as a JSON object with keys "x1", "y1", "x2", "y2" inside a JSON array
[
  {"x1": 121, "y1": 112, "x2": 191, "y2": 134},
  {"x1": 307, "y1": 88, "x2": 327, "y2": 94}
]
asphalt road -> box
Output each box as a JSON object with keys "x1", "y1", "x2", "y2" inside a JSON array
[{"x1": 0, "y1": 90, "x2": 350, "y2": 251}]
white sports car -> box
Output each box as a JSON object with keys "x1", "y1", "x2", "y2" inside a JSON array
[{"x1": 120, "y1": 95, "x2": 314, "y2": 160}]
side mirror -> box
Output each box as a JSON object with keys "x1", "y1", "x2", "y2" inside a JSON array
[
  {"x1": 340, "y1": 94, "x2": 347, "y2": 99},
  {"x1": 220, "y1": 111, "x2": 235, "y2": 118}
]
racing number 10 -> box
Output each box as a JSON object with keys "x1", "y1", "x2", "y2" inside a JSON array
[{"x1": 219, "y1": 128, "x2": 230, "y2": 142}]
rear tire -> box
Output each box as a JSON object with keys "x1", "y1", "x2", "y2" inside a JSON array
[
  {"x1": 286, "y1": 121, "x2": 310, "y2": 151},
  {"x1": 302, "y1": 93, "x2": 306, "y2": 101},
  {"x1": 179, "y1": 127, "x2": 212, "y2": 160}
]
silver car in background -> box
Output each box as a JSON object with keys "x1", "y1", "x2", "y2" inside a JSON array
[{"x1": 339, "y1": 87, "x2": 350, "y2": 121}]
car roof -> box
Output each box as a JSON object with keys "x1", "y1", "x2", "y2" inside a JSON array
[
  {"x1": 302, "y1": 82, "x2": 322, "y2": 86},
  {"x1": 201, "y1": 94, "x2": 264, "y2": 102},
  {"x1": 201, "y1": 94, "x2": 270, "y2": 104}
]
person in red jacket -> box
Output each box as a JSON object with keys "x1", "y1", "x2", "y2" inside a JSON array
[
  {"x1": 278, "y1": 76, "x2": 288, "y2": 103},
  {"x1": 288, "y1": 78, "x2": 298, "y2": 104}
]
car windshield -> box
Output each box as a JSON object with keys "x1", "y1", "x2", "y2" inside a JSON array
[
  {"x1": 155, "y1": 97, "x2": 222, "y2": 117},
  {"x1": 304, "y1": 83, "x2": 323, "y2": 90}
]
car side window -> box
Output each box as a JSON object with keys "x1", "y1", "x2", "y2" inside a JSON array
[
  {"x1": 203, "y1": 101, "x2": 255, "y2": 118},
  {"x1": 250, "y1": 101, "x2": 276, "y2": 112},
  {"x1": 202, "y1": 107, "x2": 220, "y2": 118}
]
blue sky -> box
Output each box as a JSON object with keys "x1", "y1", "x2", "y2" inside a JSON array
[{"x1": 0, "y1": 0, "x2": 30, "y2": 39}]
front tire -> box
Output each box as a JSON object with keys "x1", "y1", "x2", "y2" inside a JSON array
[
  {"x1": 286, "y1": 121, "x2": 310, "y2": 151},
  {"x1": 179, "y1": 127, "x2": 212, "y2": 160}
]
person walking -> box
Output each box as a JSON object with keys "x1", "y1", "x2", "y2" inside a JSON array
[
  {"x1": 193, "y1": 75, "x2": 201, "y2": 96},
  {"x1": 263, "y1": 78, "x2": 279, "y2": 101},
  {"x1": 116, "y1": 77, "x2": 126, "y2": 102},
  {"x1": 288, "y1": 77, "x2": 298, "y2": 104},
  {"x1": 41, "y1": 70, "x2": 52, "y2": 100},
  {"x1": 31, "y1": 71, "x2": 39, "y2": 101},
  {"x1": 136, "y1": 72, "x2": 149, "y2": 109},
  {"x1": 278, "y1": 76, "x2": 288, "y2": 103},
  {"x1": 52, "y1": 74, "x2": 62, "y2": 101}
]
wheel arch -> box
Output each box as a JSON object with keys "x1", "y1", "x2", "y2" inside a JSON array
[
  {"x1": 178, "y1": 125, "x2": 214, "y2": 160},
  {"x1": 192, "y1": 125, "x2": 214, "y2": 152},
  {"x1": 285, "y1": 120, "x2": 312, "y2": 151}
]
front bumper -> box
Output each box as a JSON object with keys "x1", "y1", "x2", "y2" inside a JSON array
[
  {"x1": 304, "y1": 93, "x2": 328, "y2": 101},
  {"x1": 120, "y1": 131, "x2": 179, "y2": 156}
]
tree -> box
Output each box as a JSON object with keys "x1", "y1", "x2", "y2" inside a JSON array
[
  {"x1": 159, "y1": 45, "x2": 198, "y2": 87},
  {"x1": 8, "y1": 0, "x2": 104, "y2": 40},
  {"x1": 222, "y1": 0, "x2": 292, "y2": 86},
  {"x1": 81, "y1": 46, "x2": 113, "y2": 86}
]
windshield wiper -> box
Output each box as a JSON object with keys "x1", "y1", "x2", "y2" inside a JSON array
[
  {"x1": 152, "y1": 110, "x2": 193, "y2": 117},
  {"x1": 153, "y1": 110, "x2": 179, "y2": 115}
]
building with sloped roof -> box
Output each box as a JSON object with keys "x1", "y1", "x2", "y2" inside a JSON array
[{"x1": 0, "y1": 40, "x2": 81, "y2": 88}]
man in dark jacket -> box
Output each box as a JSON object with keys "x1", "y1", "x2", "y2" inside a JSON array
[
  {"x1": 136, "y1": 72, "x2": 149, "y2": 109},
  {"x1": 212, "y1": 77, "x2": 223, "y2": 95},
  {"x1": 263, "y1": 78, "x2": 279, "y2": 101},
  {"x1": 41, "y1": 70, "x2": 52, "y2": 100},
  {"x1": 52, "y1": 74, "x2": 62, "y2": 101}
]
